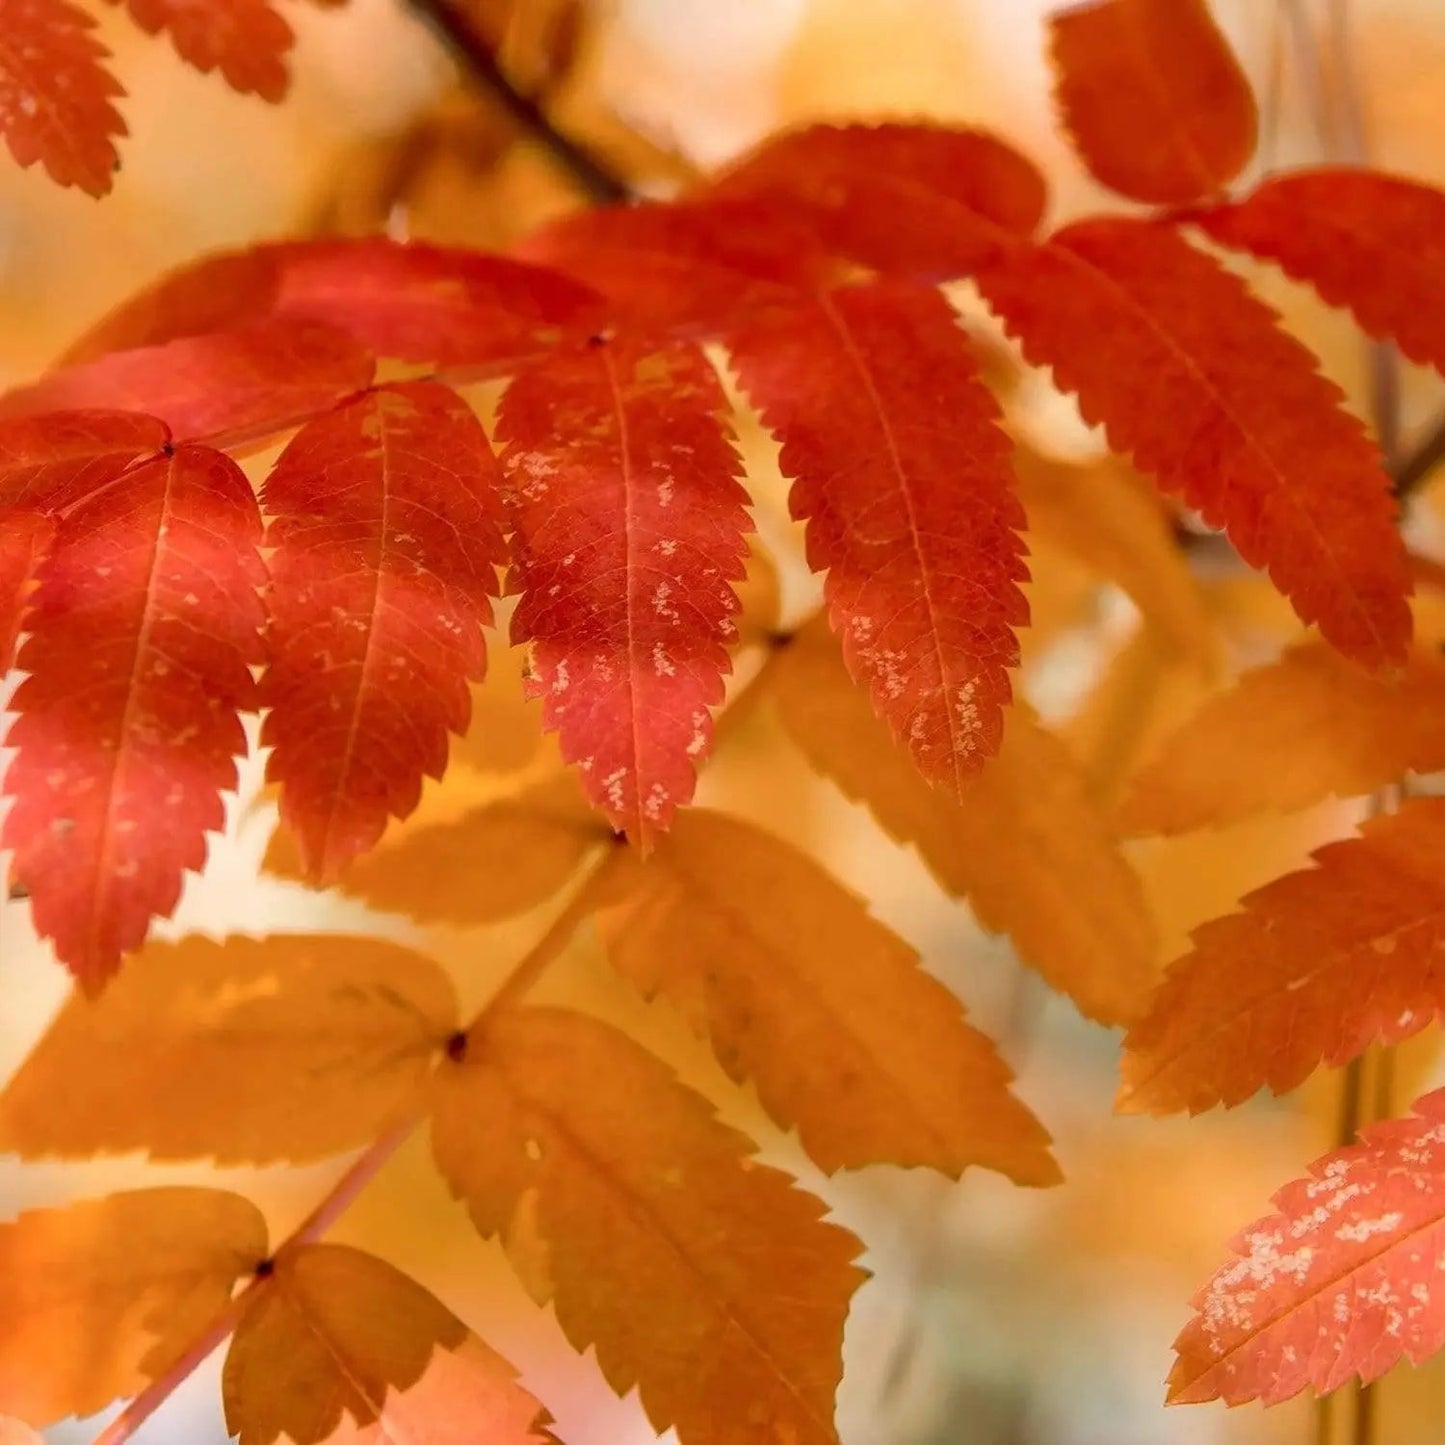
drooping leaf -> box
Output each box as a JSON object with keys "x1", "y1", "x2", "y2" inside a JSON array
[
  {"x1": 598, "y1": 806, "x2": 1059, "y2": 1181},
  {"x1": 0, "y1": 513, "x2": 51, "y2": 674},
  {"x1": 260, "y1": 382, "x2": 506, "y2": 882},
  {"x1": 224, "y1": 1244, "x2": 552, "y2": 1445},
  {"x1": 1118, "y1": 640, "x2": 1445, "y2": 836},
  {"x1": 1171, "y1": 1086, "x2": 1445, "y2": 1404},
  {"x1": 498, "y1": 335, "x2": 749, "y2": 844},
  {"x1": 976, "y1": 218, "x2": 1410, "y2": 666},
  {"x1": 1049, "y1": 0, "x2": 1257, "y2": 204},
  {"x1": 0, "y1": 934, "x2": 455, "y2": 1162},
  {"x1": 1121, "y1": 798, "x2": 1445, "y2": 1115},
  {"x1": 2, "y1": 444, "x2": 265, "y2": 988},
  {"x1": 729, "y1": 281, "x2": 1028, "y2": 792},
  {"x1": 0, "y1": 0, "x2": 125, "y2": 195},
  {"x1": 771, "y1": 616, "x2": 1156, "y2": 1024},
  {"x1": 431, "y1": 1007, "x2": 865, "y2": 1445},
  {"x1": 0, "y1": 321, "x2": 375, "y2": 448},
  {"x1": 1193, "y1": 169, "x2": 1445, "y2": 373},
  {"x1": 0, "y1": 1188, "x2": 265, "y2": 1424}
]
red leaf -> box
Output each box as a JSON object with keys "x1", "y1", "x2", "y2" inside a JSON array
[
  {"x1": 498, "y1": 335, "x2": 748, "y2": 844},
  {"x1": 103, "y1": 0, "x2": 293, "y2": 101},
  {"x1": 0, "y1": 0, "x2": 125, "y2": 196},
  {"x1": 1172, "y1": 1086, "x2": 1445, "y2": 1404},
  {"x1": 0, "y1": 512, "x2": 51, "y2": 673},
  {"x1": 975, "y1": 218, "x2": 1410, "y2": 667},
  {"x1": 706, "y1": 122, "x2": 1047, "y2": 280},
  {"x1": 728, "y1": 282, "x2": 1027, "y2": 791},
  {"x1": 0, "y1": 321, "x2": 374, "y2": 448},
  {"x1": 1193, "y1": 169, "x2": 1445, "y2": 373},
  {"x1": 0, "y1": 410, "x2": 170, "y2": 509},
  {"x1": 2, "y1": 445, "x2": 265, "y2": 988},
  {"x1": 260, "y1": 382, "x2": 506, "y2": 882},
  {"x1": 1050, "y1": 0, "x2": 1257, "y2": 204}
]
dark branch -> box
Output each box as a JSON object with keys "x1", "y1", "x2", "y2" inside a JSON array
[
  {"x1": 1393, "y1": 407, "x2": 1445, "y2": 499},
  {"x1": 403, "y1": 0, "x2": 631, "y2": 205}
]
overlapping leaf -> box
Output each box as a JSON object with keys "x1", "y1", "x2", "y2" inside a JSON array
[
  {"x1": 0, "y1": 1188, "x2": 265, "y2": 1423},
  {"x1": 1049, "y1": 0, "x2": 1257, "y2": 204},
  {"x1": 224, "y1": 1245, "x2": 551, "y2": 1445},
  {"x1": 260, "y1": 381, "x2": 506, "y2": 882},
  {"x1": 499, "y1": 335, "x2": 749, "y2": 843},
  {"x1": 976, "y1": 218, "x2": 1410, "y2": 666},
  {"x1": 431, "y1": 1007, "x2": 865, "y2": 1445},
  {"x1": 105, "y1": 0, "x2": 294, "y2": 101},
  {"x1": 3, "y1": 444, "x2": 265, "y2": 987},
  {"x1": 1172, "y1": 1087, "x2": 1445, "y2": 1404},
  {"x1": 598, "y1": 806, "x2": 1059, "y2": 1181}
]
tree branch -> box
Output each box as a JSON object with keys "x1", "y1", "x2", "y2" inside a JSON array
[{"x1": 1392, "y1": 408, "x2": 1445, "y2": 498}]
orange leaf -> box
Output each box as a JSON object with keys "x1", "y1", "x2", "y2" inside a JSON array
[
  {"x1": 0, "y1": 0, "x2": 125, "y2": 196},
  {"x1": 1171, "y1": 1086, "x2": 1445, "y2": 1404},
  {"x1": 0, "y1": 410, "x2": 170, "y2": 507},
  {"x1": 1118, "y1": 640, "x2": 1445, "y2": 835},
  {"x1": 598, "y1": 806, "x2": 1059, "y2": 1181},
  {"x1": 0, "y1": 1188, "x2": 265, "y2": 1424},
  {"x1": 728, "y1": 282, "x2": 1028, "y2": 792},
  {"x1": 431, "y1": 1007, "x2": 864, "y2": 1445},
  {"x1": 976, "y1": 219, "x2": 1410, "y2": 667},
  {"x1": 1121, "y1": 797, "x2": 1445, "y2": 1115},
  {"x1": 499, "y1": 335, "x2": 749, "y2": 844},
  {"x1": 260, "y1": 382, "x2": 506, "y2": 882},
  {"x1": 771, "y1": 616, "x2": 1157, "y2": 1024},
  {"x1": 1193, "y1": 168, "x2": 1445, "y2": 373},
  {"x1": 0, "y1": 934, "x2": 455, "y2": 1162},
  {"x1": 224, "y1": 1244, "x2": 552, "y2": 1445},
  {"x1": 1050, "y1": 0, "x2": 1257, "y2": 204},
  {"x1": 2, "y1": 445, "x2": 265, "y2": 987},
  {"x1": 104, "y1": 0, "x2": 294, "y2": 101}
]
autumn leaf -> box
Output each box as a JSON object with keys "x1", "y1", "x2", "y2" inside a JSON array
[
  {"x1": 598, "y1": 806, "x2": 1059, "y2": 1182},
  {"x1": 771, "y1": 616, "x2": 1157, "y2": 1024},
  {"x1": 0, "y1": 1188, "x2": 265, "y2": 1424},
  {"x1": 1118, "y1": 640, "x2": 1445, "y2": 835},
  {"x1": 1193, "y1": 169, "x2": 1445, "y2": 373},
  {"x1": 3, "y1": 444, "x2": 265, "y2": 987},
  {"x1": 0, "y1": 0, "x2": 125, "y2": 196},
  {"x1": 1171, "y1": 1086, "x2": 1445, "y2": 1404},
  {"x1": 0, "y1": 934, "x2": 455, "y2": 1162},
  {"x1": 976, "y1": 218, "x2": 1411, "y2": 667},
  {"x1": 431, "y1": 1007, "x2": 865, "y2": 1445},
  {"x1": 499, "y1": 335, "x2": 749, "y2": 843},
  {"x1": 1049, "y1": 0, "x2": 1257, "y2": 205},
  {"x1": 104, "y1": 0, "x2": 294, "y2": 101},
  {"x1": 729, "y1": 281, "x2": 1028, "y2": 792},
  {"x1": 260, "y1": 382, "x2": 506, "y2": 882},
  {"x1": 0, "y1": 409, "x2": 170, "y2": 508},
  {"x1": 224, "y1": 1244, "x2": 552, "y2": 1445},
  {"x1": 0, "y1": 512, "x2": 50, "y2": 674}
]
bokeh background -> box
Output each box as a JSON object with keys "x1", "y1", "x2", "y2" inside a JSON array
[{"x1": 2, "y1": 2, "x2": 1445, "y2": 1442}]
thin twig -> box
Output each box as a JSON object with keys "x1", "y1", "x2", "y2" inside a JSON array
[
  {"x1": 1392, "y1": 409, "x2": 1445, "y2": 498},
  {"x1": 404, "y1": 0, "x2": 631, "y2": 204}
]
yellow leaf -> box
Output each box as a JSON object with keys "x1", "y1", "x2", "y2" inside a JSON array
[
  {"x1": 0, "y1": 1188, "x2": 265, "y2": 1425},
  {"x1": 734, "y1": 535, "x2": 784, "y2": 642},
  {"x1": 0, "y1": 1419, "x2": 41, "y2": 1444},
  {"x1": 431, "y1": 1008, "x2": 864, "y2": 1445},
  {"x1": 451, "y1": 628, "x2": 552, "y2": 776},
  {"x1": 598, "y1": 808, "x2": 1059, "y2": 1182},
  {"x1": 0, "y1": 936, "x2": 455, "y2": 1164},
  {"x1": 772, "y1": 617, "x2": 1157, "y2": 1023},
  {"x1": 223, "y1": 1244, "x2": 551, "y2": 1445}
]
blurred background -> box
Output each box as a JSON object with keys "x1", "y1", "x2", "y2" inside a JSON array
[{"x1": 3, "y1": 1, "x2": 1445, "y2": 1442}]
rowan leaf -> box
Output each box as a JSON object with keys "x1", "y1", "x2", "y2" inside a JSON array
[
  {"x1": 1049, "y1": 0, "x2": 1257, "y2": 205},
  {"x1": 976, "y1": 218, "x2": 1411, "y2": 667},
  {"x1": 728, "y1": 281, "x2": 1028, "y2": 793},
  {"x1": 104, "y1": 0, "x2": 294, "y2": 101},
  {"x1": 1170, "y1": 1086, "x2": 1445, "y2": 1404},
  {"x1": 0, "y1": 0, "x2": 125, "y2": 196},
  {"x1": 1118, "y1": 640, "x2": 1445, "y2": 836},
  {"x1": 260, "y1": 382, "x2": 506, "y2": 883},
  {"x1": 224, "y1": 1244, "x2": 552, "y2": 1445},
  {"x1": 431, "y1": 1007, "x2": 865, "y2": 1445},
  {"x1": 0, "y1": 321, "x2": 374, "y2": 449},
  {"x1": 0, "y1": 934, "x2": 455, "y2": 1162},
  {"x1": 499, "y1": 335, "x2": 749, "y2": 844},
  {"x1": 2, "y1": 444, "x2": 265, "y2": 988},
  {"x1": 0, "y1": 512, "x2": 51, "y2": 674},
  {"x1": 0, "y1": 1188, "x2": 265, "y2": 1424},
  {"x1": 598, "y1": 806, "x2": 1059, "y2": 1182},
  {"x1": 1192, "y1": 169, "x2": 1445, "y2": 373},
  {"x1": 772, "y1": 616, "x2": 1156, "y2": 1024},
  {"x1": 0, "y1": 410, "x2": 170, "y2": 508}
]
